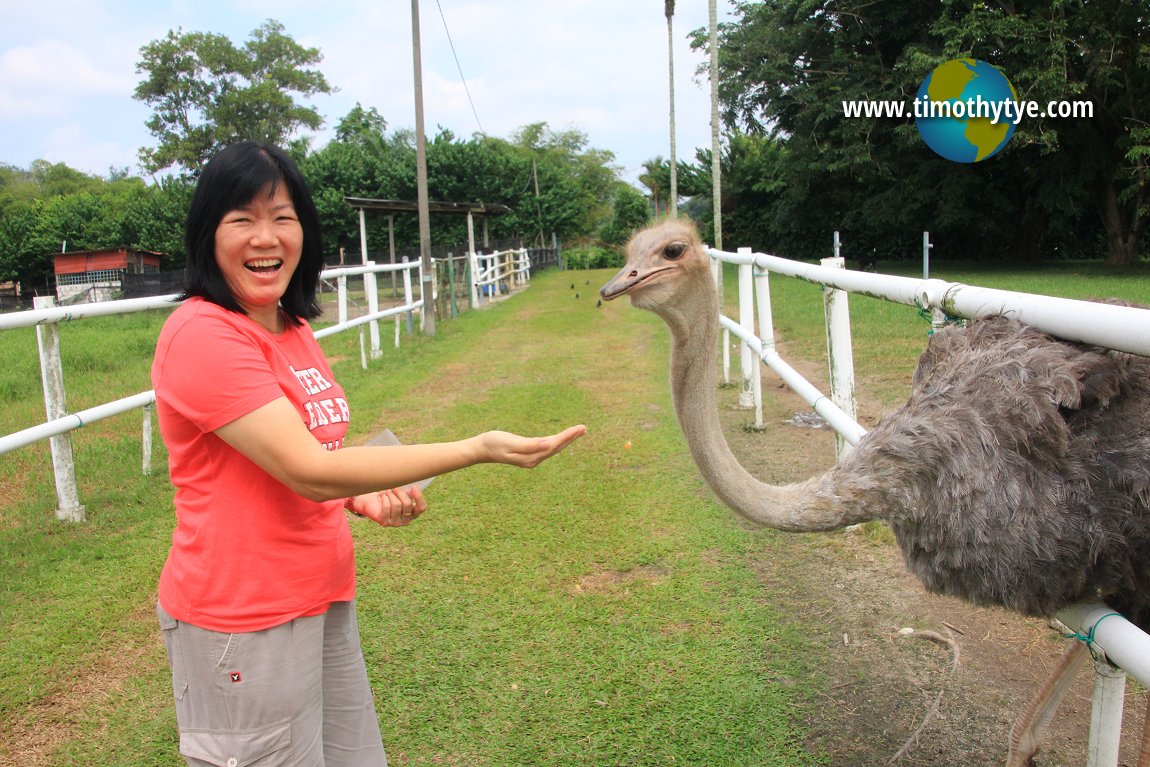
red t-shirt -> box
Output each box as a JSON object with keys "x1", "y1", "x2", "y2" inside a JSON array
[{"x1": 151, "y1": 298, "x2": 355, "y2": 632}]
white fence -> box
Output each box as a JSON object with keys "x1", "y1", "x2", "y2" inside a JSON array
[
  {"x1": 709, "y1": 244, "x2": 1150, "y2": 767},
  {"x1": 3, "y1": 243, "x2": 540, "y2": 522},
  {"x1": 1, "y1": 259, "x2": 437, "y2": 520},
  {"x1": 470, "y1": 247, "x2": 531, "y2": 308}
]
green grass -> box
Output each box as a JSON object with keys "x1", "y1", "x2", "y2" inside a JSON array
[
  {"x1": 3, "y1": 259, "x2": 1148, "y2": 765},
  {"x1": 0, "y1": 272, "x2": 820, "y2": 766}
]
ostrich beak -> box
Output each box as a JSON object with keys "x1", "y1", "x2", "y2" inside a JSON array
[{"x1": 599, "y1": 264, "x2": 669, "y2": 301}]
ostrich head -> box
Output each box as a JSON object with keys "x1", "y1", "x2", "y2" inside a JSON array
[
  {"x1": 599, "y1": 220, "x2": 714, "y2": 320},
  {"x1": 598, "y1": 220, "x2": 852, "y2": 531}
]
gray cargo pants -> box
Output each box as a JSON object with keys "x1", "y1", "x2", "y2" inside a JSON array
[{"x1": 158, "y1": 600, "x2": 388, "y2": 766}]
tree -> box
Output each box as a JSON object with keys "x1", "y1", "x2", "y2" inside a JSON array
[
  {"x1": 134, "y1": 19, "x2": 333, "y2": 175},
  {"x1": 686, "y1": 132, "x2": 788, "y2": 253},
  {"x1": 511, "y1": 123, "x2": 618, "y2": 241},
  {"x1": 931, "y1": 0, "x2": 1150, "y2": 265},
  {"x1": 639, "y1": 157, "x2": 671, "y2": 217},
  {"x1": 600, "y1": 183, "x2": 651, "y2": 245},
  {"x1": 700, "y1": 0, "x2": 1148, "y2": 264},
  {"x1": 301, "y1": 114, "x2": 622, "y2": 259},
  {"x1": 334, "y1": 103, "x2": 389, "y2": 145}
]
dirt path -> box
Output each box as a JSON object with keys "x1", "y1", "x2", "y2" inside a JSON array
[{"x1": 716, "y1": 349, "x2": 1148, "y2": 767}]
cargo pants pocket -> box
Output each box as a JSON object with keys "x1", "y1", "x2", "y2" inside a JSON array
[
  {"x1": 179, "y1": 719, "x2": 292, "y2": 767},
  {"x1": 157, "y1": 601, "x2": 188, "y2": 702}
]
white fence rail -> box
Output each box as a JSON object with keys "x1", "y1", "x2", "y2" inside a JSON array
[
  {"x1": 469, "y1": 247, "x2": 531, "y2": 308},
  {"x1": 3, "y1": 259, "x2": 445, "y2": 520},
  {"x1": 5, "y1": 243, "x2": 540, "y2": 521},
  {"x1": 709, "y1": 243, "x2": 1150, "y2": 767}
]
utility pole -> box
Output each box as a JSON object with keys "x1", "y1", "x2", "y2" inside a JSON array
[
  {"x1": 709, "y1": 0, "x2": 723, "y2": 308},
  {"x1": 665, "y1": 0, "x2": 678, "y2": 219},
  {"x1": 709, "y1": 0, "x2": 722, "y2": 251},
  {"x1": 411, "y1": 0, "x2": 436, "y2": 335},
  {"x1": 532, "y1": 158, "x2": 545, "y2": 247}
]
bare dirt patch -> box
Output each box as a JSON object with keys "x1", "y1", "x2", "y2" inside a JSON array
[{"x1": 714, "y1": 356, "x2": 1147, "y2": 767}]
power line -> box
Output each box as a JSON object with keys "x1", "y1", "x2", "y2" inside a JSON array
[{"x1": 435, "y1": 0, "x2": 485, "y2": 135}]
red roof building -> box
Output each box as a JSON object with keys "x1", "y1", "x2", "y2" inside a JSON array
[{"x1": 53, "y1": 247, "x2": 163, "y2": 304}]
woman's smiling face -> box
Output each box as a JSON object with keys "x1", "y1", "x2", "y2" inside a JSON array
[{"x1": 214, "y1": 181, "x2": 303, "y2": 332}]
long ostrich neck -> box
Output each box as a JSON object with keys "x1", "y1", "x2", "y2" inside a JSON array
[{"x1": 658, "y1": 276, "x2": 876, "y2": 532}]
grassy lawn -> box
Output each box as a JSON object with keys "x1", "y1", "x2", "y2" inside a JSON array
[
  {"x1": 0, "y1": 269, "x2": 819, "y2": 766},
  {"x1": 2, "y1": 257, "x2": 1148, "y2": 766}
]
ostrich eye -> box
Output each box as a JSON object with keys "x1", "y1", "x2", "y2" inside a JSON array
[{"x1": 663, "y1": 242, "x2": 687, "y2": 260}]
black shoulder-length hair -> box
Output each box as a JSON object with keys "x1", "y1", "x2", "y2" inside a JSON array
[{"x1": 180, "y1": 141, "x2": 324, "y2": 324}]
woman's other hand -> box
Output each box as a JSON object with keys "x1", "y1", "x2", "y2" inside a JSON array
[{"x1": 349, "y1": 485, "x2": 428, "y2": 527}]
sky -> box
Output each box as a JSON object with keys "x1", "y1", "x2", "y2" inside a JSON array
[{"x1": 0, "y1": 0, "x2": 733, "y2": 187}]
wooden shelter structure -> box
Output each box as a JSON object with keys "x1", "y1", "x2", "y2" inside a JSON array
[{"x1": 343, "y1": 197, "x2": 512, "y2": 268}]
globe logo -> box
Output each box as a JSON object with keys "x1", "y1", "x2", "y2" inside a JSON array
[{"x1": 915, "y1": 59, "x2": 1019, "y2": 163}]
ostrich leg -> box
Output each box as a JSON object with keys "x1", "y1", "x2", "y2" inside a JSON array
[{"x1": 1006, "y1": 643, "x2": 1089, "y2": 767}]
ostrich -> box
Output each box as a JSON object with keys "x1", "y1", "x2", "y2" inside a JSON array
[{"x1": 600, "y1": 220, "x2": 1150, "y2": 766}]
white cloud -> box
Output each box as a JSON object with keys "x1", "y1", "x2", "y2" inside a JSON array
[
  {"x1": 0, "y1": 40, "x2": 136, "y2": 102},
  {"x1": 36, "y1": 122, "x2": 141, "y2": 174},
  {"x1": 0, "y1": 0, "x2": 732, "y2": 179}
]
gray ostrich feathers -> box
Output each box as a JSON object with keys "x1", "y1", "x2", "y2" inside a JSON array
[
  {"x1": 600, "y1": 219, "x2": 1150, "y2": 764},
  {"x1": 600, "y1": 220, "x2": 1150, "y2": 627}
]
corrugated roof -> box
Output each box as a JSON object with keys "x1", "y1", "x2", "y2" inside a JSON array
[{"x1": 344, "y1": 197, "x2": 512, "y2": 216}]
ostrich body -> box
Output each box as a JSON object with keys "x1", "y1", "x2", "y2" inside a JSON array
[{"x1": 601, "y1": 220, "x2": 1150, "y2": 766}]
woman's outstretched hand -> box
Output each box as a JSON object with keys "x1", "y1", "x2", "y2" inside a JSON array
[{"x1": 478, "y1": 424, "x2": 587, "y2": 468}]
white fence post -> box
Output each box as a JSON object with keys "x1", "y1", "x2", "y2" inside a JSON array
[
  {"x1": 754, "y1": 265, "x2": 775, "y2": 354},
  {"x1": 33, "y1": 296, "x2": 85, "y2": 522},
  {"x1": 1086, "y1": 659, "x2": 1126, "y2": 767},
  {"x1": 337, "y1": 274, "x2": 348, "y2": 328},
  {"x1": 364, "y1": 261, "x2": 382, "y2": 359},
  {"x1": 403, "y1": 257, "x2": 415, "y2": 335},
  {"x1": 141, "y1": 401, "x2": 154, "y2": 477},
  {"x1": 820, "y1": 256, "x2": 858, "y2": 462},
  {"x1": 736, "y1": 248, "x2": 762, "y2": 427},
  {"x1": 711, "y1": 256, "x2": 731, "y2": 385},
  {"x1": 469, "y1": 249, "x2": 481, "y2": 308},
  {"x1": 425, "y1": 260, "x2": 436, "y2": 332}
]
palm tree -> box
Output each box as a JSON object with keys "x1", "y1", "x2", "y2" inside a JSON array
[
  {"x1": 665, "y1": 0, "x2": 678, "y2": 219},
  {"x1": 639, "y1": 157, "x2": 669, "y2": 218}
]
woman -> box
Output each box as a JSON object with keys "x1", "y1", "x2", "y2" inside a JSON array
[{"x1": 151, "y1": 141, "x2": 585, "y2": 766}]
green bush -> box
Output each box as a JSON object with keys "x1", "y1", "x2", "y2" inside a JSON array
[{"x1": 564, "y1": 245, "x2": 623, "y2": 270}]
